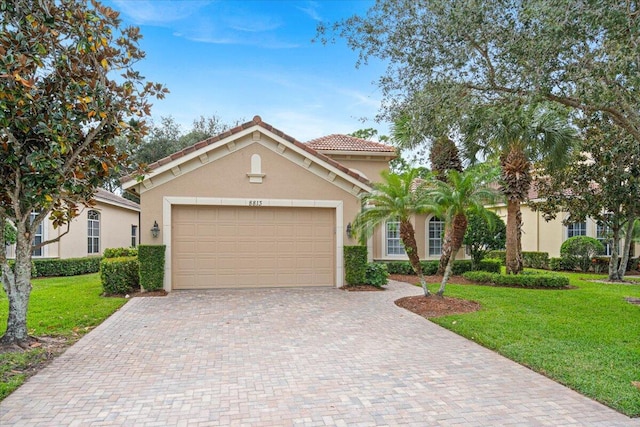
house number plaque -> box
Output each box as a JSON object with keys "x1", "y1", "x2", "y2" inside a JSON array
[{"x1": 248, "y1": 200, "x2": 263, "y2": 206}]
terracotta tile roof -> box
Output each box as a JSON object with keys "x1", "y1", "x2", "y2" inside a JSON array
[
  {"x1": 94, "y1": 188, "x2": 140, "y2": 210},
  {"x1": 306, "y1": 134, "x2": 396, "y2": 153},
  {"x1": 120, "y1": 116, "x2": 372, "y2": 187}
]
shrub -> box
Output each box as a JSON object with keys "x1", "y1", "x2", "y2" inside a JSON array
[
  {"x1": 560, "y1": 236, "x2": 605, "y2": 272},
  {"x1": 344, "y1": 246, "x2": 367, "y2": 285},
  {"x1": 384, "y1": 261, "x2": 414, "y2": 275},
  {"x1": 477, "y1": 259, "x2": 502, "y2": 273},
  {"x1": 486, "y1": 250, "x2": 506, "y2": 264},
  {"x1": 8, "y1": 259, "x2": 38, "y2": 278},
  {"x1": 138, "y1": 245, "x2": 165, "y2": 291},
  {"x1": 100, "y1": 256, "x2": 139, "y2": 295},
  {"x1": 627, "y1": 257, "x2": 639, "y2": 271},
  {"x1": 32, "y1": 257, "x2": 101, "y2": 277},
  {"x1": 523, "y1": 252, "x2": 549, "y2": 269},
  {"x1": 103, "y1": 247, "x2": 138, "y2": 258},
  {"x1": 463, "y1": 271, "x2": 569, "y2": 288},
  {"x1": 463, "y1": 211, "x2": 506, "y2": 268},
  {"x1": 365, "y1": 263, "x2": 389, "y2": 287}
]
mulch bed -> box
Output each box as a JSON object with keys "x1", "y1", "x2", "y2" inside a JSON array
[
  {"x1": 340, "y1": 285, "x2": 384, "y2": 292},
  {"x1": 395, "y1": 294, "x2": 482, "y2": 318},
  {"x1": 128, "y1": 289, "x2": 168, "y2": 297}
]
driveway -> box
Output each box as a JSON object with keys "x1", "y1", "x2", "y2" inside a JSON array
[{"x1": 0, "y1": 281, "x2": 637, "y2": 426}]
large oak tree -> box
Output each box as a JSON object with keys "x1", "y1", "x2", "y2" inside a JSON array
[{"x1": 0, "y1": 0, "x2": 166, "y2": 345}]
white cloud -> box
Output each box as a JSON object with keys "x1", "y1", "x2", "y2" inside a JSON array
[
  {"x1": 111, "y1": 0, "x2": 212, "y2": 25},
  {"x1": 297, "y1": 1, "x2": 322, "y2": 21}
]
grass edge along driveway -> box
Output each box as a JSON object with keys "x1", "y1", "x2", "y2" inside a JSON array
[
  {"x1": 0, "y1": 273, "x2": 127, "y2": 401},
  {"x1": 406, "y1": 271, "x2": 640, "y2": 417}
]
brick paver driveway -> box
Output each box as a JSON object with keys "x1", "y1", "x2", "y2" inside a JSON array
[{"x1": 1, "y1": 281, "x2": 637, "y2": 426}]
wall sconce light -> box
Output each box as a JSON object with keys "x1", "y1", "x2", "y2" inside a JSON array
[
  {"x1": 346, "y1": 222, "x2": 352, "y2": 239},
  {"x1": 151, "y1": 220, "x2": 160, "y2": 238}
]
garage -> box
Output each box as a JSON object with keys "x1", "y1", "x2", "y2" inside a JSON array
[{"x1": 172, "y1": 205, "x2": 335, "y2": 289}]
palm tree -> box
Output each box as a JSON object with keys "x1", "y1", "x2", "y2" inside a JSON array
[
  {"x1": 464, "y1": 105, "x2": 578, "y2": 274},
  {"x1": 352, "y1": 168, "x2": 433, "y2": 296},
  {"x1": 423, "y1": 165, "x2": 501, "y2": 296}
]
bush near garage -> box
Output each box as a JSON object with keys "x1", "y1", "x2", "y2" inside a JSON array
[
  {"x1": 100, "y1": 256, "x2": 139, "y2": 295},
  {"x1": 382, "y1": 259, "x2": 501, "y2": 275},
  {"x1": 103, "y1": 247, "x2": 138, "y2": 258},
  {"x1": 365, "y1": 262, "x2": 389, "y2": 287},
  {"x1": 138, "y1": 245, "x2": 166, "y2": 291},
  {"x1": 344, "y1": 245, "x2": 368, "y2": 285}
]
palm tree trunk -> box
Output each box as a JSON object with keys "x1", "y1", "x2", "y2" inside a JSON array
[
  {"x1": 400, "y1": 220, "x2": 430, "y2": 296},
  {"x1": 505, "y1": 199, "x2": 523, "y2": 275},
  {"x1": 437, "y1": 213, "x2": 467, "y2": 296},
  {"x1": 437, "y1": 225, "x2": 453, "y2": 275}
]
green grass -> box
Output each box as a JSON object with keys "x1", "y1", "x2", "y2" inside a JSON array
[
  {"x1": 418, "y1": 271, "x2": 640, "y2": 417},
  {"x1": 0, "y1": 273, "x2": 127, "y2": 400}
]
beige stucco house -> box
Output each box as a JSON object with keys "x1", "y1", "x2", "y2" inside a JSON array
[
  {"x1": 122, "y1": 116, "x2": 398, "y2": 291},
  {"x1": 6, "y1": 189, "x2": 140, "y2": 259}
]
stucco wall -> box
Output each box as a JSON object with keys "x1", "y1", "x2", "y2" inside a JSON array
[
  {"x1": 325, "y1": 157, "x2": 390, "y2": 183},
  {"x1": 138, "y1": 138, "x2": 362, "y2": 247}
]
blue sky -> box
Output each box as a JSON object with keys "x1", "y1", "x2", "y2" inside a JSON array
[{"x1": 102, "y1": 0, "x2": 388, "y2": 141}]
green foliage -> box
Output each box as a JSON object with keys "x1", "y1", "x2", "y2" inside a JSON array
[
  {"x1": 344, "y1": 246, "x2": 368, "y2": 285},
  {"x1": 7, "y1": 260, "x2": 38, "y2": 278},
  {"x1": 103, "y1": 247, "x2": 138, "y2": 259},
  {"x1": 100, "y1": 257, "x2": 139, "y2": 295},
  {"x1": 463, "y1": 271, "x2": 569, "y2": 289},
  {"x1": 32, "y1": 257, "x2": 101, "y2": 278},
  {"x1": 549, "y1": 257, "x2": 577, "y2": 272},
  {"x1": 3, "y1": 221, "x2": 16, "y2": 245},
  {"x1": 365, "y1": 263, "x2": 389, "y2": 288},
  {"x1": 560, "y1": 236, "x2": 605, "y2": 272},
  {"x1": 382, "y1": 259, "x2": 500, "y2": 275},
  {"x1": 463, "y1": 211, "x2": 506, "y2": 268},
  {"x1": 486, "y1": 251, "x2": 506, "y2": 264},
  {"x1": 138, "y1": 245, "x2": 165, "y2": 291},
  {"x1": 523, "y1": 252, "x2": 550, "y2": 270}
]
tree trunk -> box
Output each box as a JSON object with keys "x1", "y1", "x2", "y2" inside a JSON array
[
  {"x1": 0, "y1": 222, "x2": 33, "y2": 345},
  {"x1": 437, "y1": 225, "x2": 453, "y2": 275},
  {"x1": 437, "y1": 213, "x2": 467, "y2": 296},
  {"x1": 608, "y1": 224, "x2": 622, "y2": 281},
  {"x1": 505, "y1": 199, "x2": 523, "y2": 275},
  {"x1": 618, "y1": 216, "x2": 636, "y2": 280},
  {"x1": 400, "y1": 220, "x2": 430, "y2": 296}
]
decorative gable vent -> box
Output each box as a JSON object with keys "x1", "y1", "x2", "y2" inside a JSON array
[{"x1": 247, "y1": 153, "x2": 266, "y2": 183}]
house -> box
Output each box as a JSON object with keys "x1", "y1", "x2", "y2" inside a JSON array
[
  {"x1": 6, "y1": 188, "x2": 140, "y2": 259},
  {"x1": 121, "y1": 116, "x2": 396, "y2": 291}
]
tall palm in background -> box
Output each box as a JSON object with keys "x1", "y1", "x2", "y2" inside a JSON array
[
  {"x1": 423, "y1": 165, "x2": 501, "y2": 295},
  {"x1": 463, "y1": 105, "x2": 578, "y2": 274},
  {"x1": 352, "y1": 168, "x2": 433, "y2": 296}
]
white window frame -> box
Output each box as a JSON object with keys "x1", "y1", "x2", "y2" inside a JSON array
[
  {"x1": 87, "y1": 210, "x2": 100, "y2": 254},
  {"x1": 567, "y1": 221, "x2": 587, "y2": 239},
  {"x1": 131, "y1": 225, "x2": 138, "y2": 248},
  {"x1": 30, "y1": 213, "x2": 44, "y2": 257},
  {"x1": 596, "y1": 222, "x2": 614, "y2": 256},
  {"x1": 428, "y1": 216, "x2": 444, "y2": 257},
  {"x1": 385, "y1": 220, "x2": 406, "y2": 256}
]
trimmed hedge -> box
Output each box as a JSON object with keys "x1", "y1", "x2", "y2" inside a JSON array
[
  {"x1": 100, "y1": 256, "x2": 139, "y2": 295},
  {"x1": 138, "y1": 245, "x2": 165, "y2": 291},
  {"x1": 103, "y1": 247, "x2": 138, "y2": 258},
  {"x1": 344, "y1": 246, "x2": 367, "y2": 285},
  {"x1": 32, "y1": 257, "x2": 101, "y2": 277},
  {"x1": 365, "y1": 263, "x2": 389, "y2": 288},
  {"x1": 463, "y1": 271, "x2": 569, "y2": 288},
  {"x1": 381, "y1": 259, "x2": 501, "y2": 275},
  {"x1": 485, "y1": 251, "x2": 549, "y2": 269},
  {"x1": 7, "y1": 259, "x2": 38, "y2": 278}
]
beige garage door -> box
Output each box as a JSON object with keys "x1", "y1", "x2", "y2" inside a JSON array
[{"x1": 172, "y1": 205, "x2": 335, "y2": 289}]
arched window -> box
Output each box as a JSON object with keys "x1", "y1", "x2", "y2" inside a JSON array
[
  {"x1": 87, "y1": 210, "x2": 100, "y2": 254},
  {"x1": 385, "y1": 220, "x2": 405, "y2": 256},
  {"x1": 428, "y1": 216, "x2": 444, "y2": 256}
]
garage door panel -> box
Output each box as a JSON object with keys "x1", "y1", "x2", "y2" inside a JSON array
[{"x1": 172, "y1": 205, "x2": 335, "y2": 289}]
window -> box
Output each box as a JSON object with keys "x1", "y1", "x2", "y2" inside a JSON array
[
  {"x1": 131, "y1": 225, "x2": 138, "y2": 248},
  {"x1": 87, "y1": 210, "x2": 100, "y2": 254},
  {"x1": 30, "y1": 213, "x2": 43, "y2": 257},
  {"x1": 596, "y1": 222, "x2": 614, "y2": 256},
  {"x1": 385, "y1": 220, "x2": 405, "y2": 256},
  {"x1": 567, "y1": 221, "x2": 586, "y2": 238},
  {"x1": 428, "y1": 216, "x2": 444, "y2": 256}
]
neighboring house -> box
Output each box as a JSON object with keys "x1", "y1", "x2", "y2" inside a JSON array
[
  {"x1": 121, "y1": 116, "x2": 396, "y2": 291},
  {"x1": 6, "y1": 188, "x2": 140, "y2": 259}
]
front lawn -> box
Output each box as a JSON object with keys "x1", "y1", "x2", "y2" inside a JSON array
[
  {"x1": 405, "y1": 271, "x2": 640, "y2": 417},
  {"x1": 0, "y1": 273, "x2": 127, "y2": 400}
]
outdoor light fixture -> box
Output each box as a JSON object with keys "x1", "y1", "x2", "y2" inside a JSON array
[
  {"x1": 151, "y1": 221, "x2": 160, "y2": 238},
  {"x1": 346, "y1": 222, "x2": 352, "y2": 238}
]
